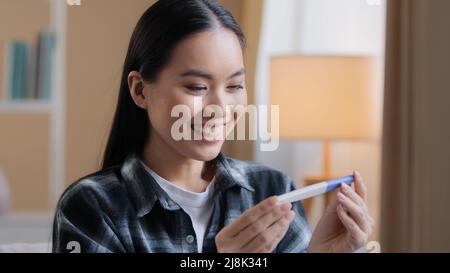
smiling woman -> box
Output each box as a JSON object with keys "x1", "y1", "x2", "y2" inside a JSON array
[
  {"x1": 52, "y1": 0, "x2": 373, "y2": 253},
  {"x1": 127, "y1": 28, "x2": 247, "y2": 162}
]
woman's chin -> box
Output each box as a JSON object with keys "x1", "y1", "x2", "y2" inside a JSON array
[{"x1": 185, "y1": 139, "x2": 224, "y2": 161}]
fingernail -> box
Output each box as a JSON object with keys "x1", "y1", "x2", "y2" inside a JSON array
[
  {"x1": 286, "y1": 211, "x2": 295, "y2": 221},
  {"x1": 280, "y1": 203, "x2": 291, "y2": 211}
]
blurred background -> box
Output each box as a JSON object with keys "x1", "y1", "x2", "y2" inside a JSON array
[{"x1": 0, "y1": 0, "x2": 448, "y2": 252}]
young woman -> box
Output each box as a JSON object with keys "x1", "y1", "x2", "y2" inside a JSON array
[{"x1": 53, "y1": 0, "x2": 374, "y2": 253}]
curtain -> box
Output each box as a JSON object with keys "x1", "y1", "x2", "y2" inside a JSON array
[{"x1": 381, "y1": 0, "x2": 450, "y2": 252}]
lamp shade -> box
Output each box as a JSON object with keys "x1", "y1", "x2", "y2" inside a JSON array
[{"x1": 270, "y1": 55, "x2": 377, "y2": 140}]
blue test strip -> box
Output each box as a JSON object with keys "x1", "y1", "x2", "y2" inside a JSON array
[
  {"x1": 278, "y1": 174, "x2": 356, "y2": 203},
  {"x1": 325, "y1": 175, "x2": 355, "y2": 192}
]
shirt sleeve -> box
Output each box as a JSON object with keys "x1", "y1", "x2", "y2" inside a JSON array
[
  {"x1": 275, "y1": 178, "x2": 313, "y2": 253},
  {"x1": 52, "y1": 182, "x2": 126, "y2": 253}
]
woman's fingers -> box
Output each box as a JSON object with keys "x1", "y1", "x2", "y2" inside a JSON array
[
  {"x1": 336, "y1": 205, "x2": 367, "y2": 249},
  {"x1": 216, "y1": 196, "x2": 289, "y2": 252},
  {"x1": 353, "y1": 171, "x2": 367, "y2": 201},
  {"x1": 340, "y1": 183, "x2": 374, "y2": 230},
  {"x1": 233, "y1": 203, "x2": 292, "y2": 248},
  {"x1": 221, "y1": 196, "x2": 279, "y2": 237},
  {"x1": 241, "y1": 211, "x2": 295, "y2": 253},
  {"x1": 337, "y1": 191, "x2": 371, "y2": 234},
  {"x1": 258, "y1": 212, "x2": 294, "y2": 253},
  {"x1": 340, "y1": 183, "x2": 367, "y2": 210}
]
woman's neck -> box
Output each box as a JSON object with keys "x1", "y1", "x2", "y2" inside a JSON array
[{"x1": 142, "y1": 133, "x2": 215, "y2": 193}]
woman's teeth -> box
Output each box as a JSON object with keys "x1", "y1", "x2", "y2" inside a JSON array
[{"x1": 191, "y1": 124, "x2": 224, "y2": 139}]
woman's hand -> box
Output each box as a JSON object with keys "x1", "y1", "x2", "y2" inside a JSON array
[
  {"x1": 215, "y1": 196, "x2": 295, "y2": 253},
  {"x1": 308, "y1": 171, "x2": 375, "y2": 253}
]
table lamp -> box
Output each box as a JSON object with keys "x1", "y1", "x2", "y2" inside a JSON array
[{"x1": 269, "y1": 55, "x2": 377, "y2": 215}]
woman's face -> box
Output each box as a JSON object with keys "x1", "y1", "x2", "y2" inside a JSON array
[{"x1": 142, "y1": 28, "x2": 247, "y2": 161}]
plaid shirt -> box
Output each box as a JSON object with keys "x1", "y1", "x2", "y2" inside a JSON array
[{"x1": 52, "y1": 153, "x2": 312, "y2": 253}]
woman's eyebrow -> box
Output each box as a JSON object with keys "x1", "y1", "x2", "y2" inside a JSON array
[
  {"x1": 181, "y1": 70, "x2": 213, "y2": 80},
  {"x1": 227, "y1": 68, "x2": 246, "y2": 80},
  {"x1": 180, "y1": 68, "x2": 246, "y2": 80}
]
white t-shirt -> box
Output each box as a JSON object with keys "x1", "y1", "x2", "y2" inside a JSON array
[{"x1": 141, "y1": 162, "x2": 215, "y2": 253}]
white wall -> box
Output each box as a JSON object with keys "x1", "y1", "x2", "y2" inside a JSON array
[
  {"x1": 255, "y1": 0, "x2": 386, "y2": 236},
  {"x1": 0, "y1": 213, "x2": 52, "y2": 245}
]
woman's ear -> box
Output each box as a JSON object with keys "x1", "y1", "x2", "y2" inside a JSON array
[{"x1": 128, "y1": 71, "x2": 148, "y2": 109}]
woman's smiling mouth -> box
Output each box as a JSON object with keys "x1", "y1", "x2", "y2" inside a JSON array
[{"x1": 190, "y1": 121, "x2": 229, "y2": 141}]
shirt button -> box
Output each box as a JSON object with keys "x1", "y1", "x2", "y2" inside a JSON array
[{"x1": 186, "y1": 235, "x2": 195, "y2": 244}]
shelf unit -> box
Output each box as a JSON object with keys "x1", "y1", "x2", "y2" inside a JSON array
[
  {"x1": 49, "y1": 0, "x2": 67, "y2": 208},
  {"x1": 0, "y1": 0, "x2": 67, "y2": 209},
  {"x1": 0, "y1": 100, "x2": 51, "y2": 113}
]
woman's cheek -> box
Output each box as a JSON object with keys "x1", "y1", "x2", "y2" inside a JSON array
[
  {"x1": 147, "y1": 100, "x2": 175, "y2": 137},
  {"x1": 166, "y1": 99, "x2": 196, "y2": 139},
  {"x1": 238, "y1": 89, "x2": 248, "y2": 106},
  {"x1": 231, "y1": 92, "x2": 248, "y2": 118}
]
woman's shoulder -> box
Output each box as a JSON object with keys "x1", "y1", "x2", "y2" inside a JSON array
[{"x1": 56, "y1": 166, "x2": 126, "y2": 211}]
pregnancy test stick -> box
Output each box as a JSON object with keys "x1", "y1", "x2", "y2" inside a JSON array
[{"x1": 278, "y1": 175, "x2": 355, "y2": 204}]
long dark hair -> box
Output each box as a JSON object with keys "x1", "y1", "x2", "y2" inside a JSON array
[{"x1": 101, "y1": 0, "x2": 246, "y2": 170}]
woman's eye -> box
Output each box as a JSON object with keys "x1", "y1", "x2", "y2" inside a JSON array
[
  {"x1": 228, "y1": 85, "x2": 244, "y2": 91},
  {"x1": 185, "y1": 85, "x2": 207, "y2": 93}
]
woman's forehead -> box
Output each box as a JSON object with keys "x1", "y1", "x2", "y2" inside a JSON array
[{"x1": 163, "y1": 28, "x2": 244, "y2": 77}]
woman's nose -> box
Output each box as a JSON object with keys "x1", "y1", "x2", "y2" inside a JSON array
[{"x1": 204, "y1": 91, "x2": 229, "y2": 119}]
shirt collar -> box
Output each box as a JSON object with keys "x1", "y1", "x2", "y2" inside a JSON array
[
  {"x1": 213, "y1": 153, "x2": 255, "y2": 193},
  {"x1": 121, "y1": 152, "x2": 254, "y2": 218}
]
